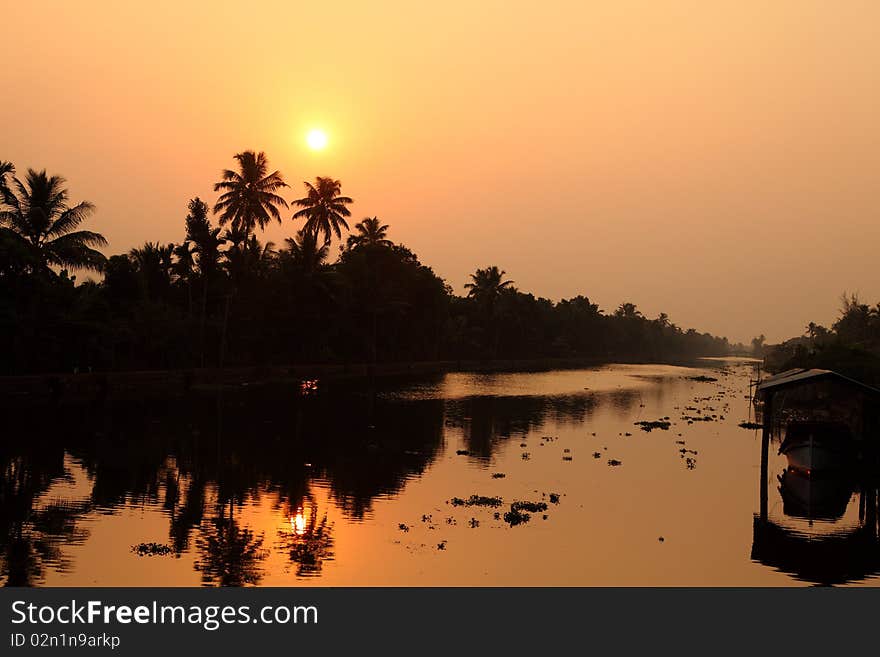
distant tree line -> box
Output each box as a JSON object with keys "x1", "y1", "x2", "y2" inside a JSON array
[
  {"x1": 764, "y1": 293, "x2": 880, "y2": 384},
  {"x1": 0, "y1": 153, "x2": 742, "y2": 375}
]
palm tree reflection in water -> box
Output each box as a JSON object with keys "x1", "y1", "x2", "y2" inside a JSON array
[{"x1": 280, "y1": 502, "x2": 334, "y2": 577}]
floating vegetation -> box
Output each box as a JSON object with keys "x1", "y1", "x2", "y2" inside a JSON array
[
  {"x1": 738, "y1": 421, "x2": 762, "y2": 430},
  {"x1": 437, "y1": 541, "x2": 447, "y2": 550},
  {"x1": 522, "y1": 452, "x2": 531, "y2": 460},
  {"x1": 562, "y1": 455, "x2": 573, "y2": 461},
  {"x1": 608, "y1": 459, "x2": 622, "y2": 467},
  {"x1": 503, "y1": 508, "x2": 530, "y2": 526},
  {"x1": 468, "y1": 518, "x2": 480, "y2": 528},
  {"x1": 455, "y1": 449, "x2": 470, "y2": 456},
  {"x1": 635, "y1": 420, "x2": 671, "y2": 432},
  {"x1": 548, "y1": 493, "x2": 561, "y2": 504},
  {"x1": 688, "y1": 376, "x2": 718, "y2": 383},
  {"x1": 398, "y1": 524, "x2": 410, "y2": 532},
  {"x1": 450, "y1": 495, "x2": 503, "y2": 508},
  {"x1": 502, "y1": 500, "x2": 549, "y2": 527},
  {"x1": 592, "y1": 452, "x2": 602, "y2": 458},
  {"x1": 131, "y1": 542, "x2": 173, "y2": 557},
  {"x1": 685, "y1": 457, "x2": 697, "y2": 470},
  {"x1": 491, "y1": 472, "x2": 506, "y2": 479},
  {"x1": 683, "y1": 415, "x2": 715, "y2": 423},
  {"x1": 511, "y1": 501, "x2": 548, "y2": 513}
]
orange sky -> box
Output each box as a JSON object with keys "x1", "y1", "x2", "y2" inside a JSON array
[{"x1": 2, "y1": 1, "x2": 878, "y2": 343}]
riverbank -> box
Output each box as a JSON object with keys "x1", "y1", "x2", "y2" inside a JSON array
[{"x1": 0, "y1": 355, "x2": 731, "y2": 407}]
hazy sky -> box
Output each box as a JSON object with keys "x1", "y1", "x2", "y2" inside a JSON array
[{"x1": 2, "y1": 1, "x2": 878, "y2": 343}]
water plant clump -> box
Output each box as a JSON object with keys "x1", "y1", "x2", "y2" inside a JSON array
[
  {"x1": 635, "y1": 420, "x2": 671, "y2": 432},
  {"x1": 738, "y1": 421, "x2": 762, "y2": 430},
  {"x1": 511, "y1": 500, "x2": 548, "y2": 513},
  {"x1": 502, "y1": 500, "x2": 549, "y2": 526},
  {"x1": 131, "y1": 542, "x2": 173, "y2": 557},
  {"x1": 450, "y1": 495, "x2": 503, "y2": 508},
  {"x1": 503, "y1": 509, "x2": 530, "y2": 526}
]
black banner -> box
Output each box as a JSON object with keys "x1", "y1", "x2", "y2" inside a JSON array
[{"x1": 0, "y1": 588, "x2": 875, "y2": 654}]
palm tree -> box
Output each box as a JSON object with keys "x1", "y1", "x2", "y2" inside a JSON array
[
  {"x1": 614, "y1": 302, "x2": 642, "y2": 319},
  {"x1": 0, "y1": 169, "x2": 107, "y2": 274},
  {"x1": 464, "y1": 266, "x2": 513, "y2": 305},
  {"x1": 465, "y1": 266, "x2": 514, "y2": 358},
  {"x1": 284, "y1": 230, "x2": 330, "y2": 275},
  {"x1": 212, "y1": 151, "x2": 288, "y2": 237},
  {"x1": 292, "y1": 177, "x2": 352, "y2": 245},
  {"x1": 223, "y1": 233, "x2": 275, "y2": 282},
  {"x1": 346, "y1": 216, "x2": 391, "y2": 250},
  {"x1": 183, "y1": 198, "x2": 226, "y2": 365},
  {"x1": 129, "y1": 242, "x2": 174, "y2": 300},
  {"x1": 184, "y1": 198, "x2": 225, "y2": 277},
  {"x1": 0, "y1": 161, "x2": 13, "y2": 184},
  {"x1": 172, "y1": 241, "x2": 196, "y2": 315}
]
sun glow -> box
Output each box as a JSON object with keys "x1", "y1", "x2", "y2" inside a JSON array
[{"x1": 306, "y1": 129, "x2": 328, "y2": 151}]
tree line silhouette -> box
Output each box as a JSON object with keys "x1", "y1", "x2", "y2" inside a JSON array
[
  {"x1": 764, "y1": 293, "x2": 880, "y2": 384},
  {"x1": 1, "y1": 152, "x2": 741, "y2": 375}
]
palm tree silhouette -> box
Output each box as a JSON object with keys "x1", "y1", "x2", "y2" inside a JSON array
[
  {"x1": 183, "y1": 198, "x2": 226, "y2": 365},
  {"x1": 284, "y1": 230, "x2": 330, "y2": 275},
  {"x1": 0, "y1": 169, "x2": 107, "y2": 274},
  {"x1": 292, "y1": 177, "x2": 353, "y2": 245},
  {"x1": 223, "y1": 233, "x2": 275, "y2": 283},
  {"x1": 172, "y1": 241, "x2": 196, "y2": 316},
  {"x1": 346, "y1": 216, "x2": 391, "y2": 250},
  {"x1": 212, "y1": 151, "x2": 288, "y2": 237},
  {"x1": 465, "y1": 266, "x2": 513, "y2": 304},
  {"x1": 465, "y1": 266, "x2": 514, "y2": 358},
  {"x1": 614, "y1": 302, "x2": 642, "y2": 319},
  {"x1": 129, "y1": 242, "x2": 175, "y2": 300}
]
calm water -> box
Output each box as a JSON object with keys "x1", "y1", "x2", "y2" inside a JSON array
[{"x1": 3, "y1": 358, "x2": 878, "y2": 586}]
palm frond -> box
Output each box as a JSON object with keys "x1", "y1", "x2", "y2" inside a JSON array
[{"x1": 46, "y1": 201, "x2": 96, "y2": 237}]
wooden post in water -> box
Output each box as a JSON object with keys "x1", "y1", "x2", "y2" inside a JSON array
[{"x1": 759, "y1": 392, "x2": 773, "y2": 522}]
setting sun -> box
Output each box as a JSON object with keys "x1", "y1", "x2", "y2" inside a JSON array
[{"x1": 306, "y1": 129, "x2": 328, "y2": 151}]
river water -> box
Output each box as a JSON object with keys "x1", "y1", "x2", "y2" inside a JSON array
[{"x1": 3, "y1": 358, "x2": 876, "y2": 586}]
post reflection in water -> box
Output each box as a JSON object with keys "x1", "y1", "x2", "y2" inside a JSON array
[{"x1": 3, "y1": 359, "x2": 879, "y2": 586}]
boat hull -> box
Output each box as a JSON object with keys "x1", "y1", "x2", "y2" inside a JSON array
[{"x1": 779, "y1": 421, "x2": 854, "y2": 474}]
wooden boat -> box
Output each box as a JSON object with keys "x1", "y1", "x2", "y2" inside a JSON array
[{"x1": 778, "y1": 421, "x2": 854, "y2": 473}]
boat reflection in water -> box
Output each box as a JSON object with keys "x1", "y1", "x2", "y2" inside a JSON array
[
  {"x1": 778, "y1": 466, "x2": 854, "y2": 521},
  {"x1": 752, "y1": 368, "x2": 880, "y2": 584},
  {"x1": 753, "y1": 423, "x2": 880, "y2": 585}
]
